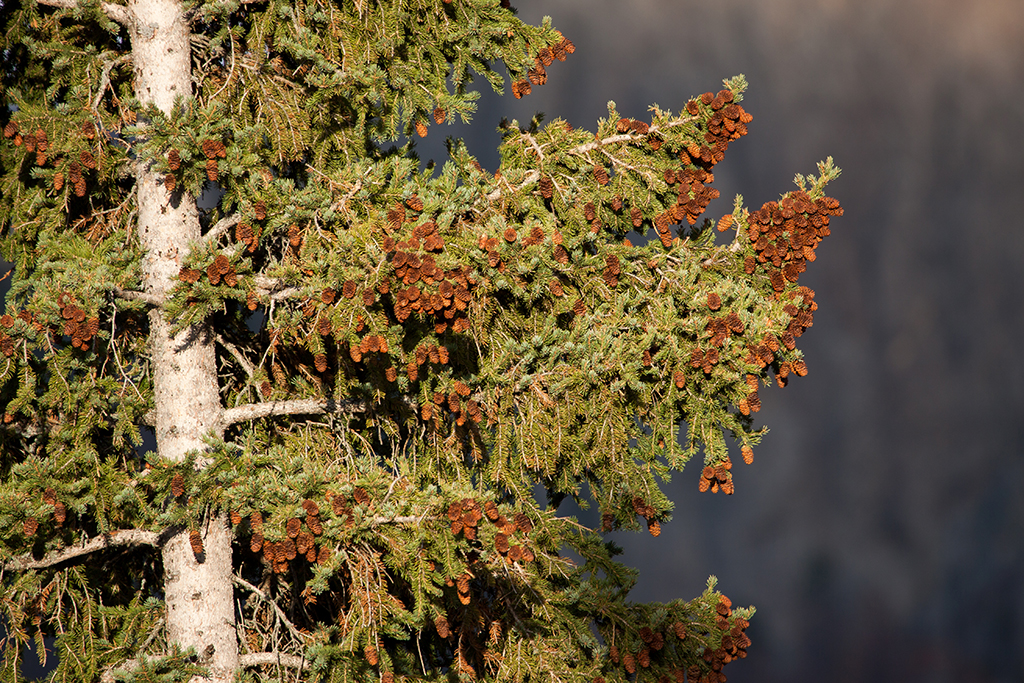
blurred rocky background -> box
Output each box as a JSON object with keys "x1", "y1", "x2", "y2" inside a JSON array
[{"x1": 420, "y1": 0, "x2": 1024, "y2": 681}]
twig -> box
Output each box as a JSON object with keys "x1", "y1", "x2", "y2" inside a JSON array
[
  {"x1": 598, "y1": 148, "x2": 658, "y2": 184},
  {"x1": 232, "y1": 575, "x2": 307, "y2": 643},
  {"x1": 36, "y1": 0, "x2": 131, "y2": 25},
  {"x1": 4, "y1": 530, "x2": 161, "y2": 571},
  {"x1": 323, "y1": 177, "x2": 363, "y2": 214},
  {"x1": 569, "y1": 132, "x2": 639, "y2": 155},
  {"x1": 108, "y1": 305, "x2": 146, "y2": 403},
  {"x1": 220, "y1": 398, "x2": 367, "y2": 428},
  {"x1": 239, "y1": 652, "x2": 310, "y2": 670},
  {"x1": 209, "y1": 28, "x2": 237, "y2": 103},
  {"x1": 576, "y1": 116, "x2": 696, "y2": 154}
]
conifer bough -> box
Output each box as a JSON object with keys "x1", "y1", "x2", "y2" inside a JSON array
[{"x1": 0, "y1": 1, "x2": 841, "y2": 681}]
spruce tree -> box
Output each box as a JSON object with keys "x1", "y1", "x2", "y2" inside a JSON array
[{"x1": 0, "y1": 0, "x2": 841, "y2": 681}]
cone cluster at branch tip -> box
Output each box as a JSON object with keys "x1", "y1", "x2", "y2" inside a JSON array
[
  {"x1": 512, "y1": 36, "x2": 574, "y2": 99},
  {"x1": 745, "y1": 191, "x2": 843, "y2": 292},
  {"x1": 596, "y1": 594, "x2": 749, "y2": 683}
]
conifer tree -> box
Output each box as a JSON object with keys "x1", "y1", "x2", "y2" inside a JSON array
[{"x1": 0, "y1": 0, "x2": 841, "y2": 681}]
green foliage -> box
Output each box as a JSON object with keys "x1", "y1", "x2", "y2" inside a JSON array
[{"x1": 0, "y1": 0, "x2": 841, "y2": 681}]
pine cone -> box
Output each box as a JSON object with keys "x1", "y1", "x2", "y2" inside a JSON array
[{"x1": 189, "y1": 529, "x2": 204, "y2": 555}]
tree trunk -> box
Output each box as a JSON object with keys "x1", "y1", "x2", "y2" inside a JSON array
[{"x1": 128, "y1": 0, "x2": 238, "y2": 679}]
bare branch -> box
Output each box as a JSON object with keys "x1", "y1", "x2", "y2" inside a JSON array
[
  {"x1": 113, "y1": 286, "x2": 164, "y2": 307},
  {"x1": 204, "y1": 213, "x2": 241, "y2": 244},
  {"x1": 232, "y1": 575, "x2": 307, "y2": 644},
  {"x1": 4, "y1": 529, "x2": 160, "y2": 571},
  {"x1": 239, "y1": 652, "x2": 310, "y2": 670},
  {"x1": 220, "y1": 398, "x2": 366, "y2": 428},
  {"x1": 252, "y1": 275, "x2": 301, "y2": 301},
  {"x1": 36, "y1": 0, "x2": 131, "y2": 26}
]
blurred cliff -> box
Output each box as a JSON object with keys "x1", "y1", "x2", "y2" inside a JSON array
[{"x1": 420, "y1": 0, "x2": 1024, "y2": 681}]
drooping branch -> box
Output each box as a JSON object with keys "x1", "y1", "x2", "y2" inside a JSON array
[
  {"x1": 219, "y1": 397, "x2": 367, "y2": 428},
  {"x1": 35, "y1": 0, "x2": 131, "y2": 26},
  {"x1": 239, "y1": 653, "x2": 310, "y2": 670},
  {"x1": 4, "y1": 529, "x2": 160, "y2": 571}
]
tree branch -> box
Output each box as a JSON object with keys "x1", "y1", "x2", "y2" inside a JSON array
[
  {"x1": 36, "y1": 0, "x2": 131, "y2": 26},
  {"x1": 204, "y1": 213, "x2": 241, "y2": 244},
  {"x1": 216, "y1": 334, "x2": 256, "y2": 377},
  {"x1": 239, "y1": 652, "x2": 310, "y2": 670},
  {"x1": 486, "y1": 170, "x2": 540, "y2": 203},
  {"x1": 220, "y1": 397, "x2": 366, "y2": 428},
  {"x1": 113, "y1": 286, "x2": 164, "y2": 307},
  {"x1": 370, "y1": 515, "x2": 423, "y2": 525},
  {"x1": 4, "y1": 529, "x2": 160, "y2": 571},
  {"x1": 484, "y1": 116, "x2": 697, "y2": 203}
]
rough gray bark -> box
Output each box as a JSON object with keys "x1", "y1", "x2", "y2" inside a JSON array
[{"x1": 128, "y1": 0, "x2": 238, "y2": 678}]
